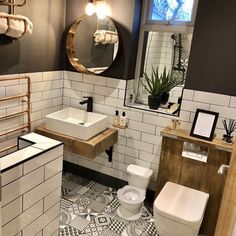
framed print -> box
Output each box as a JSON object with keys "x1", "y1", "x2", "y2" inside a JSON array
[{"x1": 190, "y1": 109, "x2": 219, "y2": 141}]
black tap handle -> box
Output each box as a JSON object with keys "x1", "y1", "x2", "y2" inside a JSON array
[{"x1": 83, "y1": 96, "x2": 93, "y2": 99}]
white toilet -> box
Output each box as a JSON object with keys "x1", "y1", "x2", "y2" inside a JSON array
[
  {"x1": 117, "y1": 164, "x2": 153, "y2": 221},
  {"x1": 154, "y1": 182, "x2": 209, "y2": 236}
]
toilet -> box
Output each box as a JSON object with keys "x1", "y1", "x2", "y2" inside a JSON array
[
  {"x1": 154, "y1": 182, "x2": 209, "y2": 236},
  {"x1": 117, "y1": 164, "x2": 153, "y2": 221}
]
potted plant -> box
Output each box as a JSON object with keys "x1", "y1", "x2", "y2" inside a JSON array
[{"x1": 141, "y1": 67, "x2": 183, "y2": 110}]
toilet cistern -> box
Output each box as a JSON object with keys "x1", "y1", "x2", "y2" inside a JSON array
[{"x1": 80, "y1": 96, "x2": 93, "y2": 112}]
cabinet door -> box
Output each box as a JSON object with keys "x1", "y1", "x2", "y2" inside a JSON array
[{"x1": 156, "y1": 136, "x2": 231, "y2": 236}]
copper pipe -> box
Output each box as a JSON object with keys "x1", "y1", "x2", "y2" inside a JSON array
[
  {"x1": 0, "y1": 0, "x2": 26, "y2": 7},
  {"x1": 0, "y1": 110, "x2": 28, "y2": 120},
  {"x1": 0, "y1": 76, "x2": 30, "y2": 81},
  {"x1": 0, "y1": 75, "x2": 31, "y2": 153},
  {"x1": 0, "y1": 144, "x2": 17, "y2": 153},
  {"x1": 0, "y1": 124, "x2": 29, "y2": 137},
  {"x1": 0, "y1": 93, "x2": 28, "y2": 102},
  {"x1": 27, "y1": 76, "x2": 31, "y2": 131}
]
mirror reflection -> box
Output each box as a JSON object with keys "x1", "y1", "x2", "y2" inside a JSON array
[
  {"x1": 67, "y1": 14, "x2": 119, "y2": 74},
  {"x1": 129, "y1": 31, "x2": 192, "y2": 115}
]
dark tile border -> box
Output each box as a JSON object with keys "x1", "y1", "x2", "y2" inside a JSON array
[{"x1": 1, "y1": 137, "x2": 63, "y2": 173}]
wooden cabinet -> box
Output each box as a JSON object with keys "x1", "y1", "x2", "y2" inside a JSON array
[{"x1": 156, "y1": 129, "x2": 233, "y2": 236}]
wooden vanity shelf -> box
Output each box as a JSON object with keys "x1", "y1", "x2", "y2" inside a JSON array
[
  {"x1": 35, "y1": 124, "x2": 118, "y2": 161},
  {"x1": 157, "y1": 128, "x2": 234, "y2": 236}
]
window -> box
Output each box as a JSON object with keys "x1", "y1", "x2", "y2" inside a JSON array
[
  {"x1": 149, "y1": 0, "x2": 196, "y2": 24},
  {"x1": 124, "y1": 0, "x2": 198, "y2": 116}
]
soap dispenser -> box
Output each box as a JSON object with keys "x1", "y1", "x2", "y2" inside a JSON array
[
  {"x1": 113, "y1": 110, "x2": 120, "y2": 127},
  {"x1": 120, "y1": 112, "x2": 127, "y2": 128}
]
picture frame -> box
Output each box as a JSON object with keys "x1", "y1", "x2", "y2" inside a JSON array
[{"x1": 190, "y1": 109, "x2": 219, "y2": 141}]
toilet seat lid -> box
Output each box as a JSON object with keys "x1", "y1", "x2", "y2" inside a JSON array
[
  {"x1": 154, "y1": 182, "x2": 209, "y2": 226},
  {"x1": 117, "y1": 185, "x2": 145, "y2": 204}
]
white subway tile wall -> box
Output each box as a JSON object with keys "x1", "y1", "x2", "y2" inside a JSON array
[
  {"x1": 62, "y1": 71, "x2": 236, "y2": 190},
  {"x1": 0, "y1": 71, "x2": 63, "y2": 157},
  {"x1": 1, "y1": 71, "x2": 236, "y2": 190},
  {"x1": 1, "y1": 145, "x2": 63, "y2": 236}
]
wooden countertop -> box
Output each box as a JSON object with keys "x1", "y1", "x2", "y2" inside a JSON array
[
  {"x1": 161, "y1": 128, "x2": 234, "y2": 153},
  {"x1": 35, "y1": 124, "x2": 118, "y2": 159}
]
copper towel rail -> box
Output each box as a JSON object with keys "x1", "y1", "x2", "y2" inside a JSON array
[
  {"x1": 0, "y1": 93, "x2": 28, "y2": 102},
  {"x1": 0, "y1": 0, "x2": 26, "y2": 7},
  {"x1": 0, "y1": 144, "x2": 17, "y2": 154},
  {"x1": 0, "y1": 124, "x2": 29, "y2": 137},
  {"x1": 0, "y1": 76, "x2": 31, "y2": 155}
]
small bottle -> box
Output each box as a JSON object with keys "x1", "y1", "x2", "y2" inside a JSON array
[
  {"x1": 120, "y1": 112, "x2": 127, "y2": 128},
  {"x1": 113, "y1": 110, "x2": 119, "y2": 127}
]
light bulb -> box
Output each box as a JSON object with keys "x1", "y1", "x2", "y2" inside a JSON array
[
  {"x1": 96, "y1": 2, "x2": 106, "y2": 19},
  {"x1": 85, "y1": 3, "x2": 95, "y2": 16},
  {"x1": 104, "y1": 5, "x2": 112, "y2": 17}
]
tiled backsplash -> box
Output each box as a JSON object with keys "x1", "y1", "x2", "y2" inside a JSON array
[{"x1": 1, "y1": 70, "x2": 236, "y2": 189}]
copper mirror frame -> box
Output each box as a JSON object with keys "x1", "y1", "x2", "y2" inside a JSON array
[{"x1": 66, "y1": 15, "x2": 120, "y2": 75}]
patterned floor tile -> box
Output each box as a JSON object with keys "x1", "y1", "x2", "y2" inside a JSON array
[
  {"x1": 79, "y1": 208, "x2": 99, "y2": 221},
  {"x1": 61, "y1": 198, "x2": 73, "y2": 210},
  {"x1": 64, "y1": 186, "x2": 89, "y2": 202},
  {"x1": 143, "y1": 221, "x2": 159, "y2": 236},
  {"x1": 62, "y1": 181, "x2": 78, "y2": 197},
  {"x1": 103, "y1": 187, "x2": 117, "y2": 201},
  {"x1": 89, "y1": 200, "x2": 106, "y2": 213},
  {"x1": 122, "y1": 224, "x2": 144, "y2": 236},
  {"x1": 60, "y1": 172, "x2": 156, "y2": 236},
  {"x1": 70, "y1": 216, "x2": 90, "y2": 231},
  {"x1": 94, "y1": 214, "x2": 112, "y2": 227},
  {"x1": 81, "y1": 220, "x2": 108, "y2": 236},
  {"x1": 130, "y1": 218, "x2": 147, "y2": 227},
  {"x1": 96, "y1": 194, "x2": 110, "y2": 205},
  {"x1": 60, "y1": 209, "x2": 77, "y2": 226},
  {"x1": 67, "y1": 202, "x2": 85, "y2": 215},
  {"x1": 59, "y1": 225, "x2": 80, "y2": 236},
  {"x1": 100, "y1": 229, "x2": 119, "y2": 236},
  {"x1": 83, "y1": 188, "x2": 102, "y2": 200},
  {"x1": 75, "y1": 196, "x2": 91, "y2": 208},
  {"x1": 141, "y1": 207, "x2": 152, "y2": 221},
  {"x1": 105, "y1": 198, "x2": 120, "y2": 213},
  {"x1": 81, "y1": 179, "x2": 96, "y2": 188},
  {"x1": 92, "y1": 183, "x2": 107, "y2": 193},
  {"x1": 108, "y1": 218, "x2": 127, "y2": 234}
]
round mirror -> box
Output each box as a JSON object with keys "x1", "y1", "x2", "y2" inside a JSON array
[{"x1": 66, "y1": 14, "x2": 119, "y2": 74}]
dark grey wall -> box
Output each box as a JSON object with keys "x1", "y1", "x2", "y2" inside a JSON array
[
  {"x1": 0, "y1": 0, "x2": 66, "y2": 75},
  {"x1": 65, "y1": 0, "x2": 142, "y2": 80},
  {"x1": 185, "y1": 0, "x2": 236, "y2": 96}
]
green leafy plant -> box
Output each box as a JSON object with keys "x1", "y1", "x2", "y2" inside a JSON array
[{"x1": 141, "y1": 67, "x2": 184, "y2": 97}]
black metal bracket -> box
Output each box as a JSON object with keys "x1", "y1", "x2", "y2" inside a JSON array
[{"x1": 105, "y1": 146, "x2": 113, "y2": 162}]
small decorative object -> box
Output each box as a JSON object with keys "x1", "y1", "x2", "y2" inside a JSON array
[
  {"x1": 222, "y1": 119, "x2": 236, "y2": 144},
  {"x1": 172, "y1": 119, "x2": 181, "y2": 130},
  {"x1": 112, "y1": 110, "x2": 119, "y2": 127},
  {"x1": 141, "y1": 67, "x2": 183, "y2": 110},
  {"x1": 190, "y1": 109, "x2": 219, "y2": 141},
  {"x1": 119, "y1": 111, "x2": 128, "y2": 128}
]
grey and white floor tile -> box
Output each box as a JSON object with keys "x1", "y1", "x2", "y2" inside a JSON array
[
  {"x1": 70, "y1": 216, "x2": 91, "y2": 231},
  {"x1": 60, "y1": 172, "x2": 159, "y2": 236}
]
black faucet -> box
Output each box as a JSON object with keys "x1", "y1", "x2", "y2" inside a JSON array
[{"x1": 80, "y1": 96, "x2": 93, "y2": 112}]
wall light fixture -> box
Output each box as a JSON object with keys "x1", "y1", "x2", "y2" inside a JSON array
[{"x1": 85, "y1": 0, "x2": 111, "y2": 19}]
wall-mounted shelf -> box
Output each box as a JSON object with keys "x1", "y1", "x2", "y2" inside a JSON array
[
  {"x1": 35, "y1": 124, "x2": 118, "y2": 161},
  {"x1": 161, "y1": 128, "x2": 234, "y2": 153}
]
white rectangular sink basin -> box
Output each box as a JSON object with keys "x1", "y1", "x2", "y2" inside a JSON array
[{"x1": 45, "y1": 107, "x2": 108, "y2": 140}]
